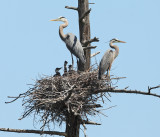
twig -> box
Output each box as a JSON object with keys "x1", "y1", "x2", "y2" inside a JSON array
[
  {"x1": 5, "y1": 94, "x2": 25, "y2": 104},
  {"x1": 64, "y1": 85, "x2": 76, "y2": 102},
  {"x1": 111, "y1": 77, "x2": 126, "y2": 80},
  {"x1": 65, "y1": 6, "x2": 78, "y2": 11},
  {"x1": 80, "y1": 8, "x2": 91, "y2": 21},
  {"x1": 91, "y1": 51, "x2": 100, "y2": 58},
  {"x1": 148, "y1": 85, "x2": 160, "y2": 93},
  {"x1": 0, "y1": 128, "x2": 67, "y2": 136}
]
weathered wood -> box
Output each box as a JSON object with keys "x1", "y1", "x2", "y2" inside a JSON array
[
  {"x1": 78, "y1": 0, "x2": 91, "y2": 71},
  {"x1": 65, "y1": 1, "x2": 91, "y2": 136}
]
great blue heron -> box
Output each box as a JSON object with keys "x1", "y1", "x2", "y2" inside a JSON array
[
  {"x1": 50, "y1": 17, "x2": 86, "y2": 68},
  {"x1": 98, "y1": 38, "x2": 126, "y2": 79}
]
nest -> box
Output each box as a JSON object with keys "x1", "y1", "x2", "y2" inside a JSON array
[{"x1": 12, "y1": 69, "x2": 111, "y2": 129}]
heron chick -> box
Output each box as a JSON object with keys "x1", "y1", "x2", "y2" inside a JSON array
[
  {"x1": 55, "y1": 67, "x2": 62, "y2": 73},
  {"x1": 98, "y1": 38, "x2": 126, "y2": 79},
  {"x1": 54, "y1": 67, "x2": 62, "y2": 77},
  {"x1": 64, "y1": 61, "x2": 68, "y2": 73}
]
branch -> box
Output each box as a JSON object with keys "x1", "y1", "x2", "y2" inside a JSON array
[
  {"x1": 82, "y1": 37, "x2": 99, "y2": 46},
  {"x1": 91, "y1": 51, "x2": 100, "y2": 58},
  {"x1": 94, "y1": 88, "x2": 160, "y2": 98},
  {"x1": 0, "y1": 128, "x2": 66, "y2": 136},
  {"x1": 65, "y1": 6, "x2": 78, "y2": 11},
  {"x1": 80, "y1": 8, "x2": 91, "y2": 21},
  {"x1": 83, "y1": 46, "x2": 97, "y2": 50},
  {"x1": 82, "y1": 120, "x2": 101, "y2": 125},
  {"x1": 111, "y1": 77, "x2": 127, "y2": 80}
]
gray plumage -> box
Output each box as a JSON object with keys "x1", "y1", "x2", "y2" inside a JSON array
[
  {"x1": 98, "y1": 50, "x2": 114, "y2": 79},
  {"x1": 98, "y1": 38, "x2": 126, "y2": 79},
  {"x1": 64, "y1": 33, "x2": 86, "y2": 64}
]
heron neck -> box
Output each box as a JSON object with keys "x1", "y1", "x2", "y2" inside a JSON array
[
  {"x1": 59, "y1": 20, "x2": 68, "y2": 41},
  {"x1": 110, "y1": 42, "x2": 119, "y2": 59}
]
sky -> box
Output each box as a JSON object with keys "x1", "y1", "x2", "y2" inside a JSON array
[{"x1": 0, "y1": 0, "x2": 160, "y2": 137}]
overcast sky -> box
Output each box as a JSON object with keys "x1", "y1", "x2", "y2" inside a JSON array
[{"x1": 0, "y1": 0, "x2": 160, "y2": 137}]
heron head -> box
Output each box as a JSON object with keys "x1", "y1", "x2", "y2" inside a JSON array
[
  {"x1": 64, "y1": 61, "x2": 68, "y2": 65},
  {"x1": 110, "y1": 38, "x2": 126, "y2": 43},
  {"x1": 55, "y1": 67, "x2": 62, "y2": 71},
  {"x1": 50, "y1": 16, "x2": 67, "y2": 22}
]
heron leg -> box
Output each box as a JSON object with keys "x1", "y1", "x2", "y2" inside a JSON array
[
  {"x1": 106, "y1": 70, "x2": 111, "y2": 84},
  {"x1": 71, "y1": 53, "x2": 74, "y2": 70},
  {"x1": 76, "y1": 57, "x2": 79, "y2": 68}
]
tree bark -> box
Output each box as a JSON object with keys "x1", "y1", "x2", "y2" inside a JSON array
[
  {"x1": 66, "y1": 1, "x2": 91, "y2": 137},
  {"x1": 65, "y1": 112, "x2": 80, "y2": 137},
  {"x1": 78, "y1": 0, "x2": 91, "y2": 71}
]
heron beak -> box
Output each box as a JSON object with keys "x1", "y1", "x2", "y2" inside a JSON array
[
  {"x1": 50, "y1": 19, "x2": 59, "y2": 21},
  {"x1": 118, "y1": 40, "x2": 126, "y2": 43}
]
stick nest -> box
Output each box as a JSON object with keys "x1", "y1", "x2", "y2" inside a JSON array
[{"x1": 10, "y1": 70, "x2": 110, "y2": 129}]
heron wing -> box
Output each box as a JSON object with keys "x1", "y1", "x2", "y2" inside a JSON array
[
  {"x1": 64, "y1": 33, "x2": 86, "y2": 64},
  {"x1": 98, "y1": 50, "x2": 114, "y2": 79}
]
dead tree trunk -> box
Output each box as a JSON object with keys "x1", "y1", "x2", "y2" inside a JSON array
[
  {"x1": 78, "y1": 0, "x2": 91, "y2": 71},
  {"x1": 65, "y1": 0, "x2": 91, "y2": 136},
  {"x1": 66, "y1": 112, "x2": 80, "y2": 137}
]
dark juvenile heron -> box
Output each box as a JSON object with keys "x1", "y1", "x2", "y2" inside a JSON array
[
  {"x1": 54, "y1": 67, "x2": 62, "y2": 77},
  {"x1": 64, "y1": 61, "x2": 68, "y2": 73},
  {"x1": 50, "y1": 17, "x2": 86, "y2": 68},
  {"x1": 68, "y1": 65, "x2": 72, "y2": 72},
  {"x1": 98, "y1": 38, "x2": 126, "y2": 79}
]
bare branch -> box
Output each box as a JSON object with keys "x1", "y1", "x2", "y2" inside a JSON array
[
  {"x1": 94, "y1": 88, "x2": 160, "y2": 98},
  {"x1": 82, "y1": 120, "x2": 101, "y2": 125},
  {"x1": 83, "y1": 46, "x2": 97, "y2": 50},
  {"x1": 80, "y1": 8, "x2": 91, "y2": 21},
  {"x1": 89, "y1": 3, "x2": 95, "y2": 4},
  {"x1": 65, "y1": 6, "x2": 78, "y2": 11},
  {"x1": 111, "y1": 77, "x2": 127, "y2": 80},
  {"x1": 82, "y1": 37, "x2": 99, "y2": 46},
  {"x1": 91, "y1": 51, "x2": 100, "y2": 58},
  {"x1": 0, "y1": 128, "x2": 66, "y2": 136}
]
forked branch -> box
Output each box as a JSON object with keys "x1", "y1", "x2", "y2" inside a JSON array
[{"x1": 82, "y1": 37, "x2": 99, "y2": 46}]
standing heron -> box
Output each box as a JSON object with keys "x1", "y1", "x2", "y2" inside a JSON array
[
  {"x1": 50, "y1": 17, "x2": 86, "y2": 68},
  {"x1": 98, "y1": 38, "x2": 126, "y2": 79}
]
